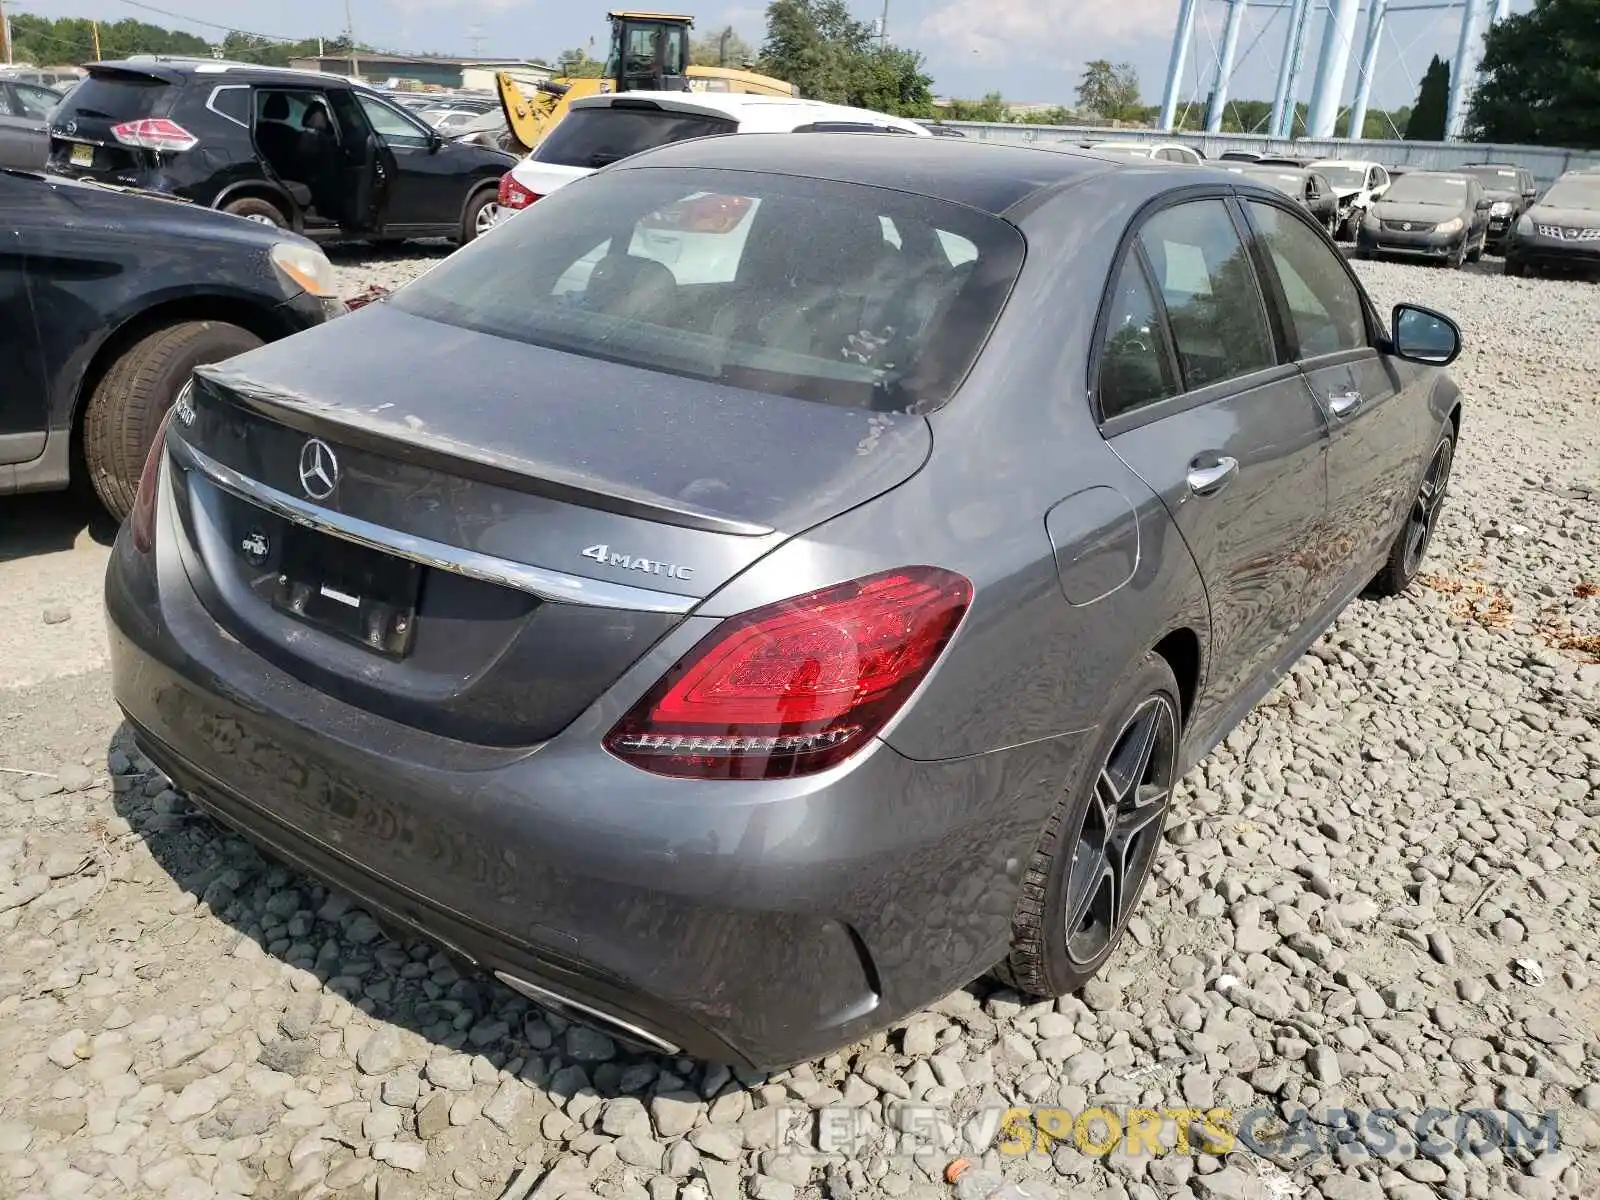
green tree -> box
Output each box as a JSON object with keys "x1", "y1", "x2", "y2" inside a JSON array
[
  {"x1": 557, "y1": 47, "x2": 605, "y2": 77},
  {"x1": 757, "y1": 0, "x2": 931, "y2": 116},
  {"x1": 691, "y1": 27, "x2": 755, "y2": 67},
  {"x1": 944, "y1": 91, "x2": 1008, "y2": 121},
  {"x1": 1406, "y1": 54, "x2": 1450, "y2": 140},
  {"x1": 1467, "y1": 0, "x2": 1600, "y2": 148},
  {"x1": 1075, "y1": 60, "x2": 1143, "y2": 122}
]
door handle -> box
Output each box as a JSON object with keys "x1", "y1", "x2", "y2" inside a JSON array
[
  {"x1": 1186, "y1": 456, "x2": 1239, "y2": 496},
  {"x1": 1327, "y1": 389, "x2": 1363, "y2": 418}
]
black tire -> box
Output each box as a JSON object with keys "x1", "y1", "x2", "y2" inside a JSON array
[
  {"x1": 1354, "y1": 246, "x2": 1372, "y2": 261},
  {"x1": 459, "y1": 188, "x2": 499, "y2": 245},
  {"x1": 997, "y1": 652, "x2": 1182, "y2": 998},
  {"x1": 1447, "y1": 239, "x2": 1466, "y2": 269},
  {"x1": 1466, "y1": 234, "x2": 1484, "y2": 264},
  {"x1": 84, "y1": 321, "x2": 264, "y2": 521},
  {"x1": 1338, "y1": 212, "x2": 1359, "y2": 242},
  {"x1": 1369, "y1": 429, "x2": 1455, "y2": 598},
  {"x1": 220, "y1": 195, "x2": 289, "y2": 228}
]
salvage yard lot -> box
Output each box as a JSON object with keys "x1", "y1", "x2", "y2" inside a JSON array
[{"x1": 0, "y1": 252, "x2": 1596, "y2": 1200}]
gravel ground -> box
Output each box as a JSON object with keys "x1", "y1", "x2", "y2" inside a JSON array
[{"x1": 0, "y1": 251, "x2": 1596, "y2": 1200}]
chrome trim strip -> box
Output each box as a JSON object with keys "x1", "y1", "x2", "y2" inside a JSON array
[
  {"x1": 171, "y1": 439, "x2": 699, "y2": 616},
  {"x1": 492, "y1": 971, "x2": 682, "y2": 1055}
]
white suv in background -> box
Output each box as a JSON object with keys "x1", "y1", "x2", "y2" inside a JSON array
[
  {"x1": 494, "y1": 92, "x2": 931, "y2": 219},
  {"x1": 1308, "y1": 159, "x2": 1393, "y2": 240}
]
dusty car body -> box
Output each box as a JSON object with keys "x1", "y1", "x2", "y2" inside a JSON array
[{"x1": 106, "y1": 136, "x2": 1465, "y2": 1068}]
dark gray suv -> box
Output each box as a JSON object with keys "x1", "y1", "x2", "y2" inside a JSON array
[{"x1": 106, "y1": 136, "x2": 1465, "y2": 1068}]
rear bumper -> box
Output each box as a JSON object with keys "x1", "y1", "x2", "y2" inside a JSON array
[{"x1": 105, "y1": 467, "x2": 1087, "y2": 1068}]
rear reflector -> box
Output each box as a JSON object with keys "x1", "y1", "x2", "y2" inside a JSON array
[
  {"x1": 111, "y1": 118, "x2": 199, "y2": 152},
  {"x1": 604, "y1": 567, "x2": 972, "y2": 780},
  {"x1": 130, "y1": 404, "x2": 176, "y2": 554},
  {"x1": 498, "y1": 172, "x2": 541, "y2": 210}
]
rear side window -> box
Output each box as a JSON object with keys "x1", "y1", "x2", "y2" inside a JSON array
[
  {"x1": 389, "y1": 166, "x2": 1026, "y2": 414},
  {"x1": 1097, "y1": 255, "x2": 1176, "y2": 419},
  {"x1": 56, "y1": 73, "x2": 170, "y2": 122},
  {"x1": 1136, "y1": 200, "x2": 1276, "y2": 391},
  {"x1": 533, "y1": 106, "x2": 737, "y2": 169},
  {"x1": 13, "y1": 83, "x2": 60, "y2": 118}
]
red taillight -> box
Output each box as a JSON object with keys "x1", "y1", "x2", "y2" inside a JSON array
[
  {"x1": 129, "y1": 406, "x2": 175, "y2": 553},
  {"x1": 604, "y1": 567, "x2": 972, "y2": 780},
  {"x1": 498, "y1": 172, "x2": 541, "y2": 210},
  {"x1": 110, "y1": 118, "x2": 199, "y2": 152},
  {"x1": 640, "y1": 193, "x2": 753, "y2": 234}
]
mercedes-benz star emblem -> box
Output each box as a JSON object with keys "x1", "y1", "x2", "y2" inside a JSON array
[{"x1": 298, "y1": 438, "x2": 339, "y2": 500}]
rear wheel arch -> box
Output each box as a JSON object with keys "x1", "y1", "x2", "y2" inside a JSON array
[
  {"x1": 1151, "y1": 626, "x2": 1202, "y2": 725},
  {"x1": 69, "y1": 296, "x2": 290, "y2": 495},
  {"x1": 214, "y1": 181, "x2": 300, "y2": 227}
]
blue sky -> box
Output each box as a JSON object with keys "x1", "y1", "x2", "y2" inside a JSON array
[{"x1": 16, "y1": 0, "x2": 1529, "y2": 115}]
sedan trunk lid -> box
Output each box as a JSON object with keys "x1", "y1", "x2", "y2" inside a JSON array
[{"x1": 168, "y1": 301, "x2": 932, "y2": 747}]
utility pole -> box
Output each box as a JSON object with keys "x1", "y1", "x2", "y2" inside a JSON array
[
  {"x1": 0, "y1": 0, "x2": 10, "y2": 68},
  {"x1": 878, "y1": 0, "x2": 889, "y2": 49},
  {"x1": 344, "y1": 0, "x2": 359, "y2": 79},
  {"x1": 91, "y1": 20, "x2": 101, "y2": 61}
]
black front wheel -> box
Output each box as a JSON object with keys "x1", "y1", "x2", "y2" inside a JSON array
[
  {"x1": 1369, "y1": 430, "x2": 1455, "y2": 598},
  {"x1": 998, "y1": 653, "x2": 1182, "y2": 997}
]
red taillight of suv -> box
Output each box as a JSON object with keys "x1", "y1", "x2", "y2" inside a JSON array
[
  {"x1": 110, "y1": 118, "x2": 199, "y2": 152},
  {"x1": 498, "y1": 172, "x2": 541, "y2": 211},
  {"x1": 604, "y1": 567, "x2": 973, "y2": 780},
  {"x1": 130, "y1": 406, "x2": 176, "y2": 555}
]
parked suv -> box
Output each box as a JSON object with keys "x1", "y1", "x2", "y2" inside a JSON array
[
  {"x1": 1458, "y1": 163, "x2": 1538, "y2": 253},
  {"x1": 496, "y1": 91, "x2": 929, "y2": 218},
  {"x1": 46, "y1": 59, "x2": 517, "y2": 245}
]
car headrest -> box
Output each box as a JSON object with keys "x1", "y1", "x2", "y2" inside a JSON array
[{"x1": 263, "y1": 94, "x2": 290, "y2": 120}]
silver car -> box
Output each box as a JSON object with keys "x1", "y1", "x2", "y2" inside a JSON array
[{"x1": 107, "y1": 135, "x2": 1465, "y2": 1068}]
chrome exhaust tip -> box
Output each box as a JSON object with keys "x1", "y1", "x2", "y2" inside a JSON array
[{"x1": 493, "y1": 970, "x2": 681, "y2": 1056}]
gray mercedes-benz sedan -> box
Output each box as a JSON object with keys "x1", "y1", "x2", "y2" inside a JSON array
[{"x1": 106, "y1": 134, "x2": 1465, "y2": 1069}]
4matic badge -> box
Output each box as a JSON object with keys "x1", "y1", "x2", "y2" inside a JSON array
[{"x1": 581, "y1": 544, "x2": 694, "y2": 581}]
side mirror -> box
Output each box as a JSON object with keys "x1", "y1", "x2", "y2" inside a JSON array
[
  {"x1": 1475, "y1": 197, "x2": 1492, "y2": 211},
  {"x1": 1390, "y1": 303, "x2": 1462, "y2": 367},
  {"x1": 427, "y1": 131, "x2": 445, "y2": 153}
]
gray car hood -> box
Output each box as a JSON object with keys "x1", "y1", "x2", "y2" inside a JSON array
[
  {"x1": 1526, "y1": 204, "x2": 1600, "y2": 227},
  {"x1": 1372, "y1": 200, "x2": 1467, "y2": 224}
]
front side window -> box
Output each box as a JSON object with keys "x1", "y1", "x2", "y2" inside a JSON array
[
  {"x1": 1097, "y1": 254, "x2": 1175, "y2": 420},
  {"x1": 1135, "y1": 199, "x2": 1276, "y2": 392},
  {"x1": 356, "y1": 94, "x2": 431, "y2": 147},
  {"x1": 1246, "y1": 201, "x2": 1367, "y2": 359},
  {"x1": 387, "y1": 167, "x2": 1026, "y2": 414},
  {"x1": 13, "y1": 83, "x2": 60, "y2": 118}
]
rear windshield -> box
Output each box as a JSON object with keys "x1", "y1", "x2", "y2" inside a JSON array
[
  {"x1": 388, "y1": 166, "x2": 1026, "y2": 413},
  {"x1": 57, "y1": 72, "x2": 170, "y2": 122},
  {"x1": 533, "y1": 105, "x2": 738, "y2": 169},
  {"x1": 1382, "y1": 174, "x2": 1471, "y2": 205}
]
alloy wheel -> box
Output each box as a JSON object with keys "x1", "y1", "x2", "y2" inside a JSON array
[
  {"x1": 1064, "y1": 694, "x2": 1178, "y2": 966},
  {"x1": 243, "y1": 213, "x2": 279, "y2": 227},
  {"x1": 475, "y1": 202, "x2": 501, "y2": 236},
  {"x1": 1402, "y1": 438, "x2": 1454, "y2": 577}
]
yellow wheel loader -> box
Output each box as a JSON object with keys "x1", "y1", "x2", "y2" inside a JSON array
[{"x1": 496, "y1": 12, "x2": 797, "y2": 154}]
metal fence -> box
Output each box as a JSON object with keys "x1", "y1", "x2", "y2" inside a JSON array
[{"x1": 921, "y1": 123, "x2": 1600, "y2": 187}]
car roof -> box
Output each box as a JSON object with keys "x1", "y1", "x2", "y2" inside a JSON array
[
  {"x1": 566, "y1": 90, "x2": 928, "y2": 133},
  {"x1": 606, "y1": 132, "x2": 1212, "y2": 217},
  {"x1": 84, "y1": 57, "x2": 362, "y2": 89},
  {"x1": 1309, "y1": 159, "x2": 1380, "y2": 168}
]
